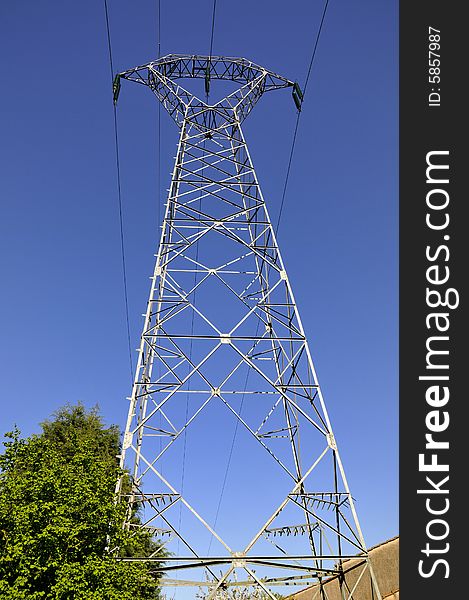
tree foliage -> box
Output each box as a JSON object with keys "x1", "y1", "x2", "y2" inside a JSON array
[{"x1": 0, "y1": 404, "x2": 163, "y2": 599}]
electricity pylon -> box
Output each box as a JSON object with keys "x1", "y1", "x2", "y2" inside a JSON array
[{"x1": 115, "y1": 55, "x2": 381, "y2": 600}]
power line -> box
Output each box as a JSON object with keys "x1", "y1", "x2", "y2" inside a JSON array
[
  {"x1": 207, "y1": 368, "x2": 248, "y2": 553},
  {"x1": 156, "y1": 0, "x2": 164, "y2": 485},
  {"x1": 275, "y1": 0, "x2": 331, "y2": 235},
  {"x1": 157, "y1": 0, "x2": 161, "y2": 58},
  {"x1": 205, "y1": 0, "x2": 218, "y2": 103},
  {"x1": 303, "y1": 0, "x2": 331, "y2": 93},
  {"x1": 103, "y1": 0, "x2": 134, "y2": 383},
  {"x1": 209, "y1": 0, "x2": 217, "y2": 58},
  {"x1": 275, "y1": 114, "x2": 300, "y2": 234},
  {"x1": 208, "y1": 0, "x2": 332, "y2": 545},
  {"x1": 179, "y1": 0, "x2": 219, "y2": 552},
  {"x1": 156, "y1": 0, "x2": 162, "y2": 259}
]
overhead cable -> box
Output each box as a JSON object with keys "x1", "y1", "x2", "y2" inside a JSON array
[{"x1": 103, "y1": 0, "x2": 134, "y2": 382}]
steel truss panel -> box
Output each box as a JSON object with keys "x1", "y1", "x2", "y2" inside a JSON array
[{"x1": 117, "y1": 55, "x2": 381, "y2": 600}]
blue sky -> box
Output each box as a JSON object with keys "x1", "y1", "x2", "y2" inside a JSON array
[{"x1": 0, "y1": 0, "x2": 397, "y2": 556}]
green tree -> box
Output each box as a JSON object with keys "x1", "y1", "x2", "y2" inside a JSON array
[{"x1": 0, "y1": 404, "x2": 164, "y2": 599}]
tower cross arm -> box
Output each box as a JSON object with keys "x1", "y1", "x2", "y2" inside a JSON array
[
  {"x1": 120, "y1": 54, "x2": 293, "y2": 89},
  {"x1": 116, "y1": 55, "x2": 295, "y2": 127}
]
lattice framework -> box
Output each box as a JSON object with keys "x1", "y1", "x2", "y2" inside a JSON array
[{"x1": 115, "y1": 54, "x2": 382, "y2": 600}]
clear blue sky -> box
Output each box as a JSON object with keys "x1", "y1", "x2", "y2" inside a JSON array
[{"x1": 0, "y1": 0, "x2": 397, "y2": 555}]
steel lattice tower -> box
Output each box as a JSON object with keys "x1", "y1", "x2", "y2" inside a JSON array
[{"x1": 115, "y1": 55, "x2": 381, "y2": 600}]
